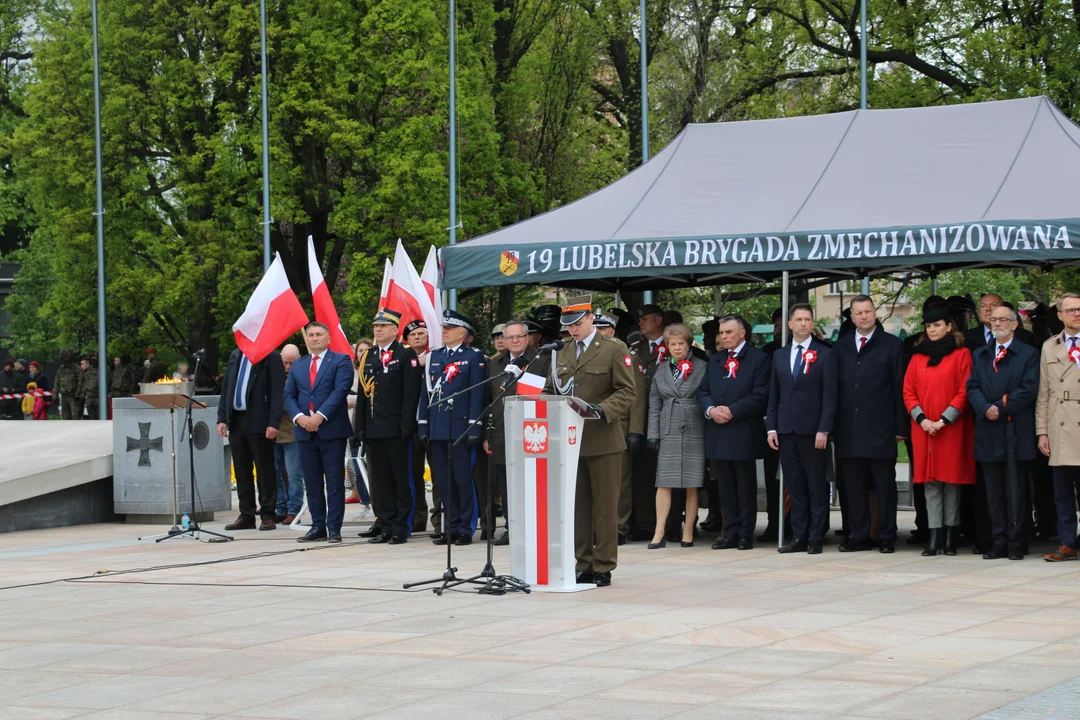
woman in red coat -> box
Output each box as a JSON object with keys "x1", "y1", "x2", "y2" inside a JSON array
[{"x1": 903, "y1": 304, "x2": 975, "y2": 557}]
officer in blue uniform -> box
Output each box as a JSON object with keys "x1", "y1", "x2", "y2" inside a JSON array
[{"x1": 418, "y1": 310, "x2": 487, "y2": 545}]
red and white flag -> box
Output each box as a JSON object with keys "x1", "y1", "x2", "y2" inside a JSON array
[
  {"x1": 378, "y1": 258, "x2": 393, "y2": 309},
  {"x1": 386, "y1": 240, "x2": 442, "y2": 349},
  {"x1": 516, "y1": 372, "x2": 545, "y2": 396},
  {"x1": 233, "y1": 255, "x2": 309, "y2": 364},
  {"x1": 307, "y1": 236, "x2": 354, "y2": 358},
  {"x1": 421, "y1": 245, "x2": 444, "y2": 324}
]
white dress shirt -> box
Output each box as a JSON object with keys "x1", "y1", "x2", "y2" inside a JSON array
[
  {"x1": 789, "y1": 338, "x2": 812, "y2": 374},
  {"x1": 855, "y1": 327, "x2": 875, "y2": 352},
  {"x1": 293, "y1": 350, "x2": 328, "y2": 423}
]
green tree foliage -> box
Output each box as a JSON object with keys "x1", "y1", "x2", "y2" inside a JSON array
[{"x1": 5, "y1": 0, "x2": 1080, "y2": 369}]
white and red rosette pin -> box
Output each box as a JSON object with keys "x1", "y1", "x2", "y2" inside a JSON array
[
  {"x1": 380, "y1": 350, "x2": 393, "y2": 366},
  {"x1": 444, "y1": 363, "x2": 459, "y2": 382},
  {"x1": 677, "y1": 359, "x2": 692, "y2": 380},
  {"x1": 1069, "y1": 346, "x2": 1080, "y2": 366},
  {"x1": 993, "y1": 346, "x2": 1007, "y2": 372},
  {"x1": 656, "y1": 344, "x2": 668, "y2": 363},
  {"x1": 802, "y1": 349, "x2": 817, "y2": 374},
  {"x1": 725, "y1": 357, "x2": 739, "y2": 379}
]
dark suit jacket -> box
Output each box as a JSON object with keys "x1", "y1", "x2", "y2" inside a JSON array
[
  {"x1": 964, "y1": 325, "x2": 1039, "y2": 352},
  {"x1": 216, "y1": 349, "x2": 285, "y2": 434},
  {"x1": 833, "y1": 330, "x2": 907, "y2": 459},
  {"x1": 766, "y1": 338, "x2": 837, "y2": 437},
  {"x1": 967, "y1": 339, "x2": 1040, "y2": 462},
  {"x1": 353, "y1": 341, "x2": 421, "y2": 440},
  {"x1": 698, "y1": 344, "x2": 770, "y2": 461},
  {"x1": 284, "y1": 350, "x2": 355, "y2": 441}
]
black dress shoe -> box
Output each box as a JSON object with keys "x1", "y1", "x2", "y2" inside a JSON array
[
  {"x1": 1008, "y1": 552, "x2": 1024, "y2": 561},
  {"x1": 879, "y1": 541, "x2": 895, "y2": 554},
  {"x1": 647, "y1": 539, "x2": 667, "y2": 550},
  {"x1": 617, "y1": 534, "x2": 626, "y2": 546},
  {"x1": 983, "y1": 545, "x2": 1008, "y2": 560},
  {"x1": 711, "y1": 537, "x2": 738, "y2": 550},
  {"x1": 389, "y1": 534, "x2": 407, "y2": 545},
  {"x1": 358, "y1": 527, "x2": 382, "y2": 538},
  {"x1": 575, "y1": 571, "x2": 594, "y2": 584},
  {"x1": 593, "y1": 572, "x2": 612, "y2": 587},
  {"x1": 737, "y1": 541, "x2": 753, "y2": 551},
  {"x1": 838, "y1": 539, "x2": 874, "y2": 553},
  {"x1": 778, "y1": 540, "x2": 808, "y2": 554},
  {"x1": 327, "y1": 530, "x2": 342, "y2": 544},
  {"x1": 494, "y1": 532, "x2": 510, "y2": 546},
  {"x1": 807, "y1": 542, "x2": 823, "y2": 555},
  {"x1": 433, "y1": 533, "x2": 454, "y2": 545},
  {"x1": 297, "y1": 528, "x2": 327, "y2": 543},
  {"x1": 368, "y1": 533, "x2": 391, "y2": 544},
  {"x1": 454, "y1": 534, "x2": 473, "y2": 546},
  {"x1": 834, "y1": 527, "x2": 850, "y2": 537}
]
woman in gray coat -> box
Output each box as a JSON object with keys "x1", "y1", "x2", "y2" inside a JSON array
[{"x1": 647, "y1": 323, "x2": 707, "y2": 548}]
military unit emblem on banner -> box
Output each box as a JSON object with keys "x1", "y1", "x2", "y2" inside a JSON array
[
  {"x1": 500, "y1": 251, "x2": 519, "y2": 276},
  {"x1": 523, "y1": 420, "x2": 548, "y2": 454}
]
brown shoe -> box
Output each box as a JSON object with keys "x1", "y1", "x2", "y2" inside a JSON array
[
  {"x1": 273, "y1": 514, "x2": 287, "y2": 523},
  {"x1": 224, "y1": 515, "x2": 256, "y2": 531},
  {"x1": 1044, "y1": 546, "x2": 1077, "y2": 562},
  {"x1": 259, "y1": 518, "x2": 276, "y2": 531},
  {"x1": 281, "y1": 514, "x2": 296, "y2": 525}
]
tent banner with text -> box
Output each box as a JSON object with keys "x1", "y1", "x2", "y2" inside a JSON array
[{"x1": 438, "y1": 218, "x2": 1080, "y2": 289}]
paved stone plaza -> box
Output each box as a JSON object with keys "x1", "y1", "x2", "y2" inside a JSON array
[{"x1": 1, "y1": 511, "x2": 1079, "y2": 719}]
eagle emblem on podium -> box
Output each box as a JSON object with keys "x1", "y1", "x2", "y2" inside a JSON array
[{"x1": 523, "y1": 420, "x2": 548, "y2": 454}]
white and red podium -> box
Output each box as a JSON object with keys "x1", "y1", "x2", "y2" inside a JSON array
[{"x1": 504, "y1": 395, "x2": 597, "y2": 592}]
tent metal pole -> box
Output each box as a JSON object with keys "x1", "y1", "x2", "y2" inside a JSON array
[
  {"x1": 930, "y1": 276, "x2": 938, "y2": 295},
  {"x1": 778, "y1": 271, "x2": 789, "y2": 549},
  {"x1": 640, "y1": 0, "x2": 652, "y2": 306},
  {"x1": 91, "y1": 0, "x2": 107, "y2": 413},
  {"x1": 259, "y1": 0, "x2": 271, "y2": 272},
  {"x1": 447, "y1": 0, "x2": 458, "y2": 311},
  {"x1": 859, "y1": 0, "x2": 867, "y2": 110},
  {"x1": 861, "y1": 276, "x2": 870, "y2": 295}
]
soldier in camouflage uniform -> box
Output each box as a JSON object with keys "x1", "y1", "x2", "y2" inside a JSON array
[
  {"x1": 75, "y1": 356, "x2": 100, "y2": 419},
  {"x1": 54, "y1": 350, "x2": 81, "y2": 420},
  {"x1": 110, "y1": 354, "x2": 139, "y2": 399}
]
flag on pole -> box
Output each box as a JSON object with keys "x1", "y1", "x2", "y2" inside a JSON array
[
  {"x1": 516, "y1": 372, "x2": 545, "y2": 395},
  {"x1": 307, "y1": 236, "x2": 354, "y2": 358},
  {"x1": 379, "y1": 258, "x2": 393, "y2": 309},
  {"x1": 233, "y1": 254, "x2": 309, "y2": 364},
  {"x1": 386, "y1": 240, "x2": 443, "y2": 349},
  {"x1": 421, "y1": 245, "x2": 444, "y2": 322}
]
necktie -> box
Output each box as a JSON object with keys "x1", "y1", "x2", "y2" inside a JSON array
[
  {"x1": 309, "y1": 355, "x2": 319, "y2": 412},
  {"x1": 859, "y1": 336, "x2": 867, "y2": 352},
  {"x1": 1071, "y1": 336, "x2": 1078, "y2": 351},
  {"x1": 986, "y1": 328, "x2": 993, "y2": 345},
  {"x1": 792, "y1": 345, "x2": 804, "y2": 380},
  {"x1": 576, "y1": 341, "x2": 585, "y2": 359},
  {"x1": 234, "y1": 355, "x2": 248, "y2": 411}
]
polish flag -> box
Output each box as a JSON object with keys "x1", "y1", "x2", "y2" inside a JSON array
[
  {"x1": 516, "y1": 372, "x2": 545, "y2": 396},
  {"x1": 378, "y1": 258, "x2": 393, "y2": 308},
  {"x1": 233, "y1": 254, "x2": 309, "y2": 364},
  {"x1": 386, "y1": 240, "x2": 443, "y2": 349},
  {"x1": 307, "y1": 236, "x2": 354, "y2": 358},
  {"x1": 421, "y1": 245, "x2": 444, "y2": 323}
]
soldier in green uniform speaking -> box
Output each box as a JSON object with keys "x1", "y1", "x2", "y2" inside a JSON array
[{"x1": 545, "y1": 295, "x2": 636, "y2": 587}]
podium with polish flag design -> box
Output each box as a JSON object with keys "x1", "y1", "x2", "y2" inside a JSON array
[{"x1": 504, "y1": 395, "x2": 598, "y2": 592}]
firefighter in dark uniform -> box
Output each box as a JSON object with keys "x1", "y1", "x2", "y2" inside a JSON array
[
  {"x1": 404, "y1": 319, "x2": 435, "y2": 533},
  {"x1": 545, "y1": 296, "x2": 636, "y2": 587},
  {"x1": 354, "y1": 309, "x2": 422, "y2": 544},
  {"x1": 418, "y1": 310, "x2": 487, "y2": 545}
]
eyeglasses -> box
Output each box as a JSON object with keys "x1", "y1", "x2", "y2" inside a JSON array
[
  {"x1": 1061, "y1": 307, "x2": 1080, "y2": 316},
  {"x1": 503, "y1": 334, "x2": 528, "y2": 341},
  {"x1": 989, "y1": 317, "x2": 1016, "y2": 324}
]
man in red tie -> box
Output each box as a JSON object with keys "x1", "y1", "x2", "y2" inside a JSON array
[
  {"x1": 832, "y1": 296, "x2": 907, "y2": 554},
  {"x1": 284, "y1": 322, "x2": 356, "y2": 543}
]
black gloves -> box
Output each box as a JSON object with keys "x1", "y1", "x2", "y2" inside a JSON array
[
  {"x1": 353, "y1": 431, "x2": 365, "y2": 445},
  {"x1": 626, "y1": 433, "x2": 643, "y2": 452},
  {"x1": 589, "y1": 403, "x2": 606, "y2": 422},
  {"x1": 647, "y1": 438, "x2": 660, "y2": 451}
]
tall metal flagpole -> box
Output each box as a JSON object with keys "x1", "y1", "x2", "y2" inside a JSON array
[
  {"x1": 91, "y1": 0, "x2": 107, "y2": 412},
  {"x1": 259, "y1": 0, "x2": 272, "y2": 271},
  {"x1": 447, "y1": 0, "x2": 458, "y2": 311},
  {"x1": 778, "y1": 270, "x2": 790, "y2": 549},
  {"x1": 640, "y1": 0, "x2": 653, "y2": 306},
  {"x1": 859, "y1": 0, "x2": 869, "y2": 298}
]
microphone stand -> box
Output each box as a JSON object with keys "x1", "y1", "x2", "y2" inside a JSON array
[{"x1": 158, "y1": 350, "x2": 233, "y2": 543}]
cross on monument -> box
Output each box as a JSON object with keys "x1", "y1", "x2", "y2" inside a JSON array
[{"x1": 126, "y1": 422, "x2": 163, "y2": 467}]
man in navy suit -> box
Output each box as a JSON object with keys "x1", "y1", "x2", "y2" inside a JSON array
[
  {"x1": 968, "y1": 305, "x2": 1040, "y2": 560},
  {"x1": 767, "y1": 303, "x2": 838, "y2": 554},
  {"x1": 418, "y1": 310, "x2": 487, "y2": 546},
  {"x1": 833, "y1": 296, "x2": 907, "y2": 554},
  {"x1": 284, "y1": 322, "x2": 356, "y2": 543},
  {"x1": 699, "y1": 314, "x2": 770, "y2": 550}
]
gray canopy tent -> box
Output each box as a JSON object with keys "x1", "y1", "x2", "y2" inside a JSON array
[
  {"x1": 440, "y1": 95, "x2": 1080, "y2": 291},
  {"x1": 439, "y1": 95, "x2": 1080, "y2": 549}
]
